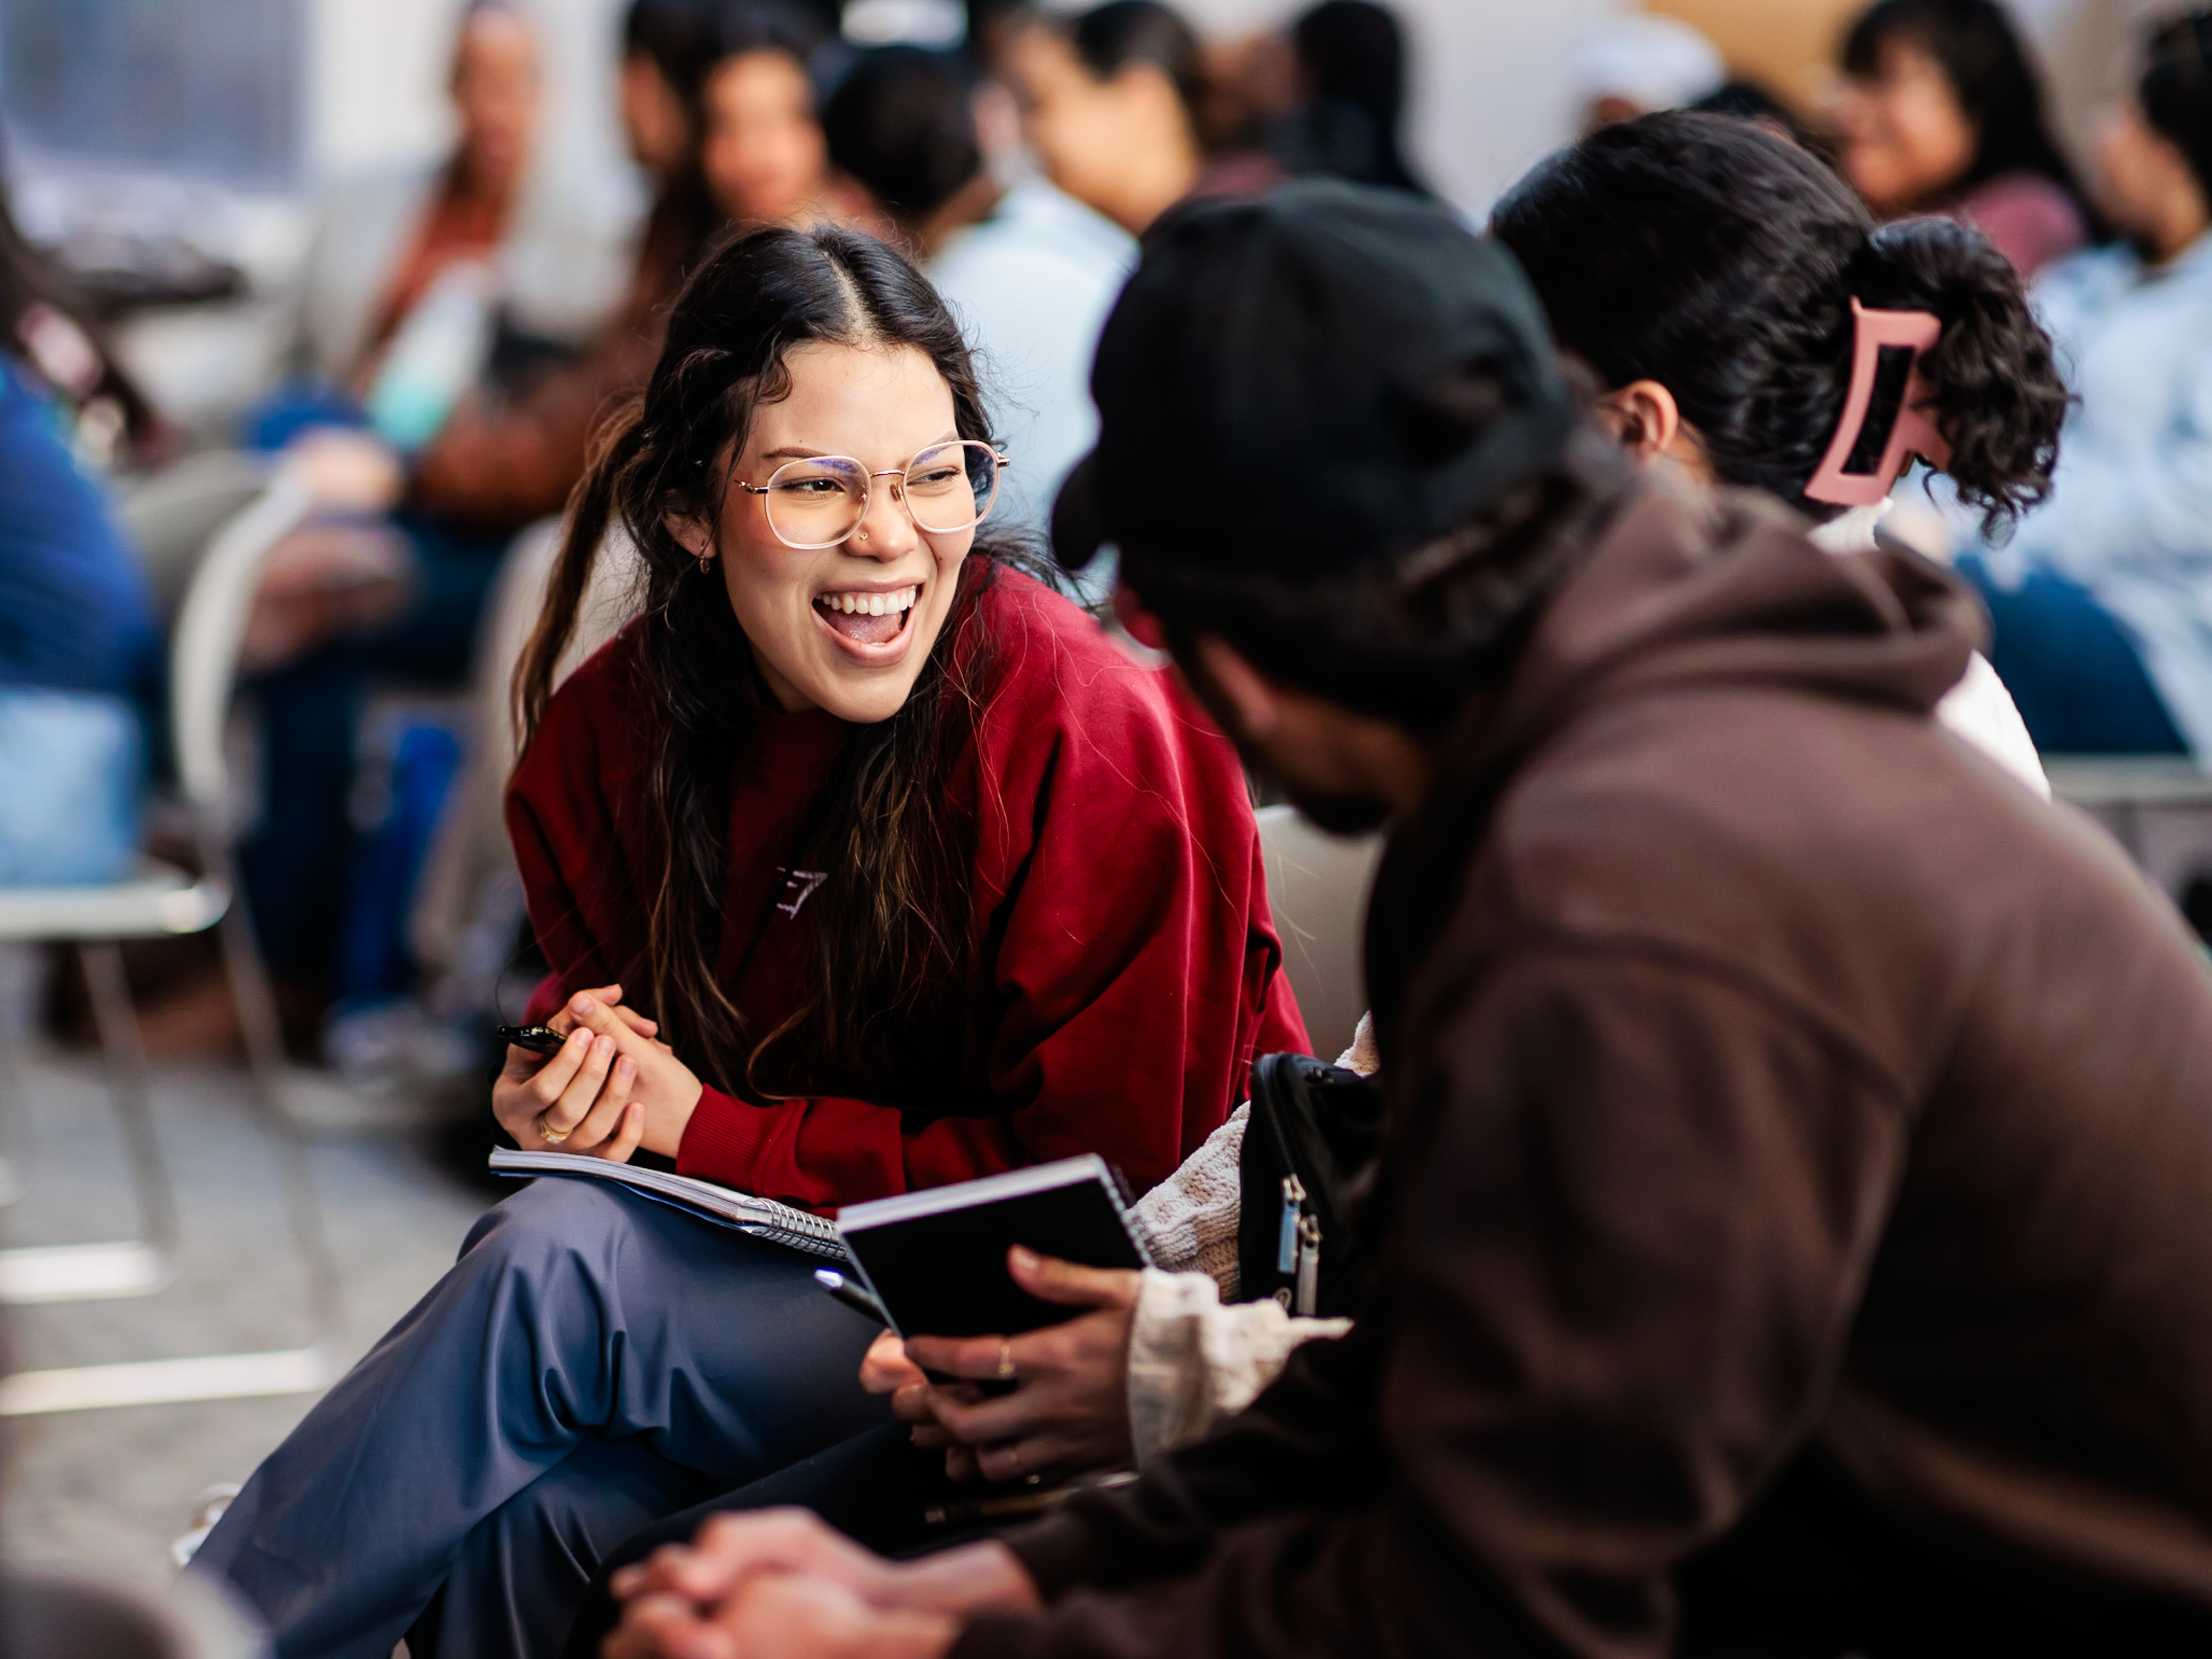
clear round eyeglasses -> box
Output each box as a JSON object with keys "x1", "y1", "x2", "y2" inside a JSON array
[{"x1": 737, "y1": 440, "x2": 1009, "y2": 551}]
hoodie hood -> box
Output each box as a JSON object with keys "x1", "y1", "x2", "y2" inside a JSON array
[
  {"x1": 1459, "y1": 472, "x2": 1980, "y2": 787},
  {"x1": 1367, "y1": 472, "x2": 1987, "y2": 1050}
]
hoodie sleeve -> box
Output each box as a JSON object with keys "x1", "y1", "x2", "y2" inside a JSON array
[{"x1": 953, "y1": 943, "x2": 1908, "y2": 1659}]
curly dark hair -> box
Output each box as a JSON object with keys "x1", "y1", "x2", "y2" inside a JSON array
[
  {"x1": 515, "y1": 224, "x2": 1042, "y2": 1107},
  {"x1": 1490, "y1": 111, "x2": 2068, "y2": 536}
]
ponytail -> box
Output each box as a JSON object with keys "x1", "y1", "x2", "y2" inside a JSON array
[
  {"x1": 1849, "y1": 216, "x2": 2068, "y2": 536},
  {"x1": 511, "y1": 403, "x2": 646, "y2": 752},
  {"x1": 1493, "y1": 112, "x2": 2070, "y2": 540}
]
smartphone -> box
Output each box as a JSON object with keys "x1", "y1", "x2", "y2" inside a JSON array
[{"x1": 497, "y1": 1023, "x2": 566, "y2": 1057}]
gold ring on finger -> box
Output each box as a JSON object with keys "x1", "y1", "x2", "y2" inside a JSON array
[
  {"x1": 997, "y1": 1339, "x2": 1015, "y2": 1381},
  {"x1": 535, "y1": 1111, "x2": 571, "y2": 1146}
]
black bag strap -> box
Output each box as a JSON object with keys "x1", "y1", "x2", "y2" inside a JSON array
[{"x1": 1236, "y1": 1052, "x2": 1385, "y2": 1318}]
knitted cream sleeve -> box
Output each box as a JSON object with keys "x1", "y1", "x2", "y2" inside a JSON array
[
  {"x1": 1133, "y1": 1105, "x2": 1248, "y2": 1296},
  {"x1": 1125, "y1": 1268, "x2": 1350, "y2": 1463},
  {"x1": 1122, "y1": 1015, "x2": 1375, "y2": 1461},
  {"x1": 1130, "y1": 1015, "x2": 1379, "y2": 1297}
]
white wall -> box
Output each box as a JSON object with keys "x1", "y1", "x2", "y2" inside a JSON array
[{"x1": 1176, "y1": 0, "x2": 1627, "y2": 220}]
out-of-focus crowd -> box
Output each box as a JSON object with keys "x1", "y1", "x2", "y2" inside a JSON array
[
  {"x1": 0, "y1": 0, "x2": 1438, "y2": 1096},
  {"x1": 12, "y1": 0, "x2": 2212, "y2": 1095}
]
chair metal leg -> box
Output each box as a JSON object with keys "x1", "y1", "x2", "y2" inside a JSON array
[
  {"x1": 0, "y1": 916, "x2": 347, "y2": 1413},
  {"x1": 0, "y1": 944, "x2": 173, "y2": 1304},
  {"x1": 215, "y1": 877, "x2": 345, "y2": 1349},
  {"x1": 81, "y1": 942, "x2": 178, "y2": 1256}
]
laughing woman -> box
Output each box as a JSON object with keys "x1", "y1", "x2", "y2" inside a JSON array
[{"x1": 186, "y1": 225, "x2": 1306, "y2": 1659}]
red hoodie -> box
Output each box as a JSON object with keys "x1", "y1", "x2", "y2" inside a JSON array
[{"x1": 506, "y1": 564, "x2": 1308, "y2": 1210}]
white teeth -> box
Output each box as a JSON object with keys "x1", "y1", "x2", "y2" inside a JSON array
[{"x1": 818, "y1": 587, "x2": 917, "y2": 617}]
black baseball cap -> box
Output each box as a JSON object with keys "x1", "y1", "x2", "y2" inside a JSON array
[{"x1": 1052, "y1": 179, "x2": 1577, "y2": 583}]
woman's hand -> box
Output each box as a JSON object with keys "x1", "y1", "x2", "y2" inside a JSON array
[
  {"x1": 490, "y1": 984, "x2": 701, "y2": 1160},
  {"x1": 902, "y1": 1247, "x2": 1141, "y2": 1484},
  {"x1": 859, "y1": 1331, "x2": 955, "y2": 1451},
  {"x1": 549, "y1": 988, "x2": 704, "y2": 1157}
]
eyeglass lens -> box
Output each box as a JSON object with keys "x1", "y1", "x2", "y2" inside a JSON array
[{"x1": 761, "y1": 441, "x2": 1000, "y2": 549}]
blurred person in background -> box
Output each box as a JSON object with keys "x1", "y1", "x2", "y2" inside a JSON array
[
  {"x1": 1003, "y1": 1, "x2": 1278, "y2": 240},
  {"x1": 223, "y1": 0, "x2": 730, "y2": 1042},
  {"x1": 1569, "y1": 11, "x2": 1725, "y2": 134},
  {"x1": 0, "y1": 169, "x2": 160, "y2": 882},
  {"x1": 1491, "y1": 110, "x2": 2057, "y2": 795},
  {"x1": 699, "y1": 2, "x2": 847, "y2": 228},
  {"x1": 1835, "y1": 0, "x2": 2092, "y2": 281},
  {"x1": 0, "y1": 239, "x2": 158, "y2": 887},
  {"x1": 0, "y1": 158, "x2": 165, "y2": 473},
  {"x1": 267, "y1": 0, "x2": 550, "y2": 449},
  {"x1": 1951, "y1": 11, "x2": 2212, "y2": 757},
  {"x1": 1269, "y1": 1, "x2": 1426, "y2": 195},
  {"x1": 823, "y1": 45, "x2": 1134, "y2": 536}
]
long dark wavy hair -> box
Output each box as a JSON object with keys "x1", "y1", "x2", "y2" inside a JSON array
[
  {"x1": 515, "y1": 224, "x2": 1034, "y2": 1107},
  {"x1": 1492, "y1": 112, "x2": 2069, "y2": 536}
]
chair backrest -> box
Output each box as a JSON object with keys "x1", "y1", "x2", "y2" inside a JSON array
[
  {"x1": 408, "y1": 518, "x2": 642, "y2": 974},
  {"x1": 118, "y1": 450, "x2": 276, "y2": 622},
  {"x1": 1255, "y1": 803, "x2": 1383, "y2": 1062},
  {"x1": 168, "y1": 473, "x2": 318, "y2": 821}
]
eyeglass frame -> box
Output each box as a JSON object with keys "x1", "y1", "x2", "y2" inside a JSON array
[{"x1": 733, "y1": 441, "x2": 1012, "y2": 551}]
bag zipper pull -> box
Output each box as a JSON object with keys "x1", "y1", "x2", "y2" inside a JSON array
[
  {"x1": 1277, "y1": 1174, "x2": 1306, "y2": 1275},
  {"x1": 1294, "y1": 1213, "x2": 1322, "y2": 1316}
]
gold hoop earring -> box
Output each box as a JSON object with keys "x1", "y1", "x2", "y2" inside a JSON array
[{"x1": 697, "y1": 552, "x2": 714, "y2": 575}]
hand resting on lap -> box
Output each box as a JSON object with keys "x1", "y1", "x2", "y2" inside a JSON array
[{"x1": 490, "y1": 985, "x2": 704, "y2": 1161}]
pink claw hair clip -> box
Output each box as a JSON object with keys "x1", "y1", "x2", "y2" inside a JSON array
[{"x1": 1804, "y1": 298, "x2": 1954, "y2": 507}]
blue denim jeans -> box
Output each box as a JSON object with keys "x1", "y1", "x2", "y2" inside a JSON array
[
  {"x1": 185, "y1": 1178, "x2": 888, "y2": 1659},
  {"x1": 1956, "y1": 555, "x2": 2187, "y2": 754},
  {"x1": 0, "y1": 687, "x2": 141, "y2": 885}
]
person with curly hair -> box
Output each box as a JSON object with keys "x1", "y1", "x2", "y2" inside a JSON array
[{"x1": 1490, "y1": 109, "x2": 2065, "y2": 791}]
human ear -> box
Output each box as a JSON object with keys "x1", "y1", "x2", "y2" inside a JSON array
[
  {"x1": 1593, "y1": 380, "x2": 1684, "y2": 463},
  {"x1": 663, "y1": 509, "x2": 713, "y2": 562}
]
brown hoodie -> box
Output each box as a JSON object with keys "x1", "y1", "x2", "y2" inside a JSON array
[{"x1": 955, "y1": 478, "x2": 2212, "y2": 1658}]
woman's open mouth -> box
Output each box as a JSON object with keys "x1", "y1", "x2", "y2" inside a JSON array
[{"x1": 814, "y1": 584, "x2": 919, "y2": 649}]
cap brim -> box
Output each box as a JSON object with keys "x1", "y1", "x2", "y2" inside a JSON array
[{"x1": 1050, "y1": 451, "x2": 1107, "y2": 573}]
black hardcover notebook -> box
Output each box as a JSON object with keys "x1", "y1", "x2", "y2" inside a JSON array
[{"x1": 835, "y1": 1155, "x2": 1157, "y2": 1339}]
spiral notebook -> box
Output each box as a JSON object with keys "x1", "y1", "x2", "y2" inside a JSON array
[{"x1": 488, "y1": 1148, "x2": 846, "y2": 1260}]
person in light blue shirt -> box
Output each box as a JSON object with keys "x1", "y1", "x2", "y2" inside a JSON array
[
  {"x1": 1957, "y1": 11, "x2": 2212, "y2": 754},
  {"x1": 0, "y1": 351, "x2": 156, "y2": 885},
  {"x1": 821, "y1": 47, "x2": 1134, "y2": 559}
]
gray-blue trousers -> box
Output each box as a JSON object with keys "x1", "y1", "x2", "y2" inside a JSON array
[{"x1": 186, "y1": 1177, "x2": 887, "y2": 1659}]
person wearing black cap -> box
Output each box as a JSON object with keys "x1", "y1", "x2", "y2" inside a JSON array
[{"x1": 604, "y1": 181, "x2": 2212, "y2": 1657}]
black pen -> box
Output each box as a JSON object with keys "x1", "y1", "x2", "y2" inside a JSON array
[
  {"x1": 497, "y1": 1023, "x2": 566, "y2": 1057},
  {"x1": 814, "y1": 1268, "x2": 890, "y2": 1327}
]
